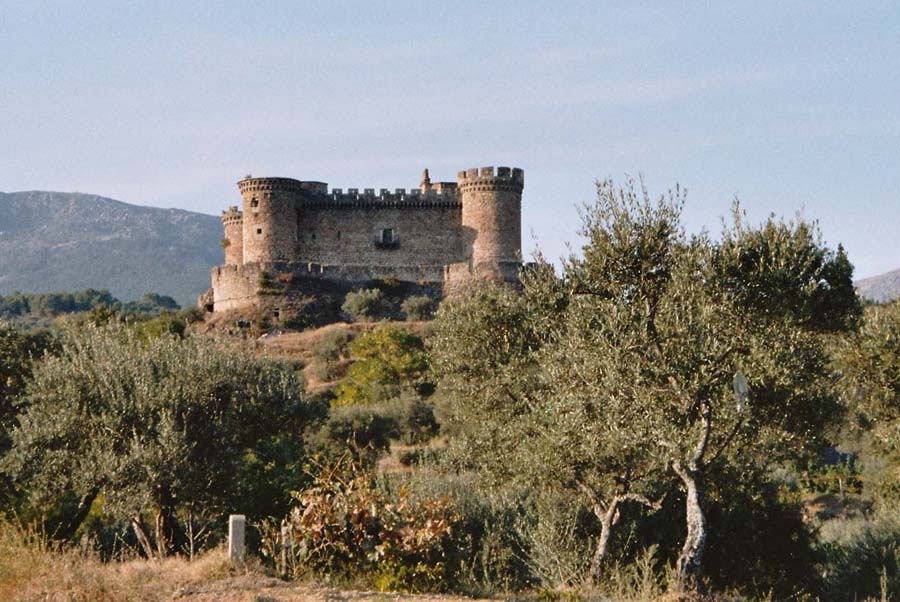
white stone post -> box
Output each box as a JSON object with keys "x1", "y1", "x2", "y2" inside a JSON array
[{"x1": 228, "y1": 514, "x2": 245, "y2": 565}]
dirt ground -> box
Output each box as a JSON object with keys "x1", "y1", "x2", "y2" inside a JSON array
[{"x1": 170, "y1": 574, "x2": 495, "y2": 602}]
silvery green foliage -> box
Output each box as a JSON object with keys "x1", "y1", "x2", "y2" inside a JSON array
[
  {"x1": 433, "y1": 178, "x2": 858, "y2": 586},
  {"x1": 2, "y1": 323, "x2": 309, "y2": 554},
  {"x1": 834, "y1": 300, "x2": 900, "y2": 503}
]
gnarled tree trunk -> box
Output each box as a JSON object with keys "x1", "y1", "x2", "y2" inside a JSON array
[
  {"x1": 672, "y1": 398, "x2": 712, "y2": 589},
  {"x1": 155, "y1": 508, "x2": 175, "y2": 558},
  {"x1": 580, "y1": 483, "x2": 666, "y2": 582},
  {"x1": 673, "y1": 461, "x2": 706, "y2": 586},
  {"x1": 589, "y1": 498, "x2": 619, "y2": 581},
  {"x1": 56, "y1": 487, "x2": 100, "y2": 541},
  {"x1": 131, "y1": 512, "x2": 156, "y2": 559}
]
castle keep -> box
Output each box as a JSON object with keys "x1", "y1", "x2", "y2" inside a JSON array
[{"x1": 203, "y1": 166, "x2": 524, "y2": 315}]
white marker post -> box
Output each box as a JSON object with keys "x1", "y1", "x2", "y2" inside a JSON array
[{"x1": 228, "y1": 514, "x2": 245, "y2": 565}]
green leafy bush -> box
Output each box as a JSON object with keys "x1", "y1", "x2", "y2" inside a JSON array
[
  {"x1": 2, "y1": 324, "x2": 312, "y2": 557},
  {"x1": 315, "y1": 403, "x2": 400, "y2": 466},
  {"x1": 341, "y1": 289, "x2": 389, "y2": 322},
  {"x1": 820, "y1": 506, "x2": 900, "y2": 602},
  {"x1": 401, "y1": 296, "x2": 436, "y2": 321},
  {"x1": 333, "y1": 326, "x2": 429, "y2": 406},
  {"x1": 310, "y1": 328, "x2": 353, "y2": 382}
]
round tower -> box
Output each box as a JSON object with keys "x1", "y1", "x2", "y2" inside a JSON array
[
  {"x1": 221, "y1": 206, "x2": 243, "y2": 265},
  {"x1": 237, "y1": 177, "x2": 305, "y2": 264},
  {"x1": 457, "y1": 166, "x2": 524, "y2": 281}
]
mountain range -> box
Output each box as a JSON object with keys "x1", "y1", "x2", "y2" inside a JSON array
[
  {"x1": 0, "y1": 191, "x2": 222, "y2": 308},
  {"x1": 855, "y1": 268, "x2": 900, "y2": 305}
]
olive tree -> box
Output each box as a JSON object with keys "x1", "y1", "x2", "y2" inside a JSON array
[
  {"x1": 2, "y1": 324, "x2": 311, "y2": 557},
  {"x1": 834, "y1": 300, "x2": 900, "y2": 501},
  {"x1": 0, "y1": 321, "x2": 51, "y2": 511},
  {"x1": 433, "y1": 178, "x2": 860, "y2": 587}
]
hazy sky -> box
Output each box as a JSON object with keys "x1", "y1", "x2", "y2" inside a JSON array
[{"x1": 2, "y1": 1, "x2": 898, "y2": 278}]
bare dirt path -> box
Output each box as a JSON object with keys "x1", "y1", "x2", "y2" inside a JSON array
[{"x1": 170, "y1": 574, "x2": 496, "y2": 602}]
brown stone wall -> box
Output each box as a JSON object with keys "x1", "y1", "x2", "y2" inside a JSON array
[
  {"x1": 457, "y1": 166, "x2": 523, "y2": 281},
  {"x1": 221, "y1": 207, "x2": 243, "y2": 265},
  {"x1": 209, "y1": 168, "x2": 525, "y2": 314},
  {"x1": 211, "y1": 263, "x2": 261, "y2": 311},
  {"x1": 239, "y1": 178, "x2": 305, "y2": 264},
  {"x1": 295, "y1": 205, "x2": 464, "y2": 276}
]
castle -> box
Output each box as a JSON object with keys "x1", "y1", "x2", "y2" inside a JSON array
[{"x1": 201, "y1": 165, "x2": 524, "y2": 319}]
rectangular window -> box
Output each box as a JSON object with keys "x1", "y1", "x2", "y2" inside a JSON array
[{"x1": 375, "y1": 228, "x2": 399, "y2": 249}]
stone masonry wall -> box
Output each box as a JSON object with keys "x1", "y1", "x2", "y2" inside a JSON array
[
  {"x1": 296, "y1": 205, "x2": 464, "y2": 272},
  {"x1": 457, "y1": 167, "x2": 523, "y2": 281},
  {"x1": 209, "y1": 168, "x2": 524, "y2": 314},
  {"x1": 221, "y1": 207, "x2": 243, "y2": 265},
  {"x1": 211, "y1": 263, "x2": 262, "y2": 312}
]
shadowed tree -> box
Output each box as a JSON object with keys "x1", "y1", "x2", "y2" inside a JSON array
[
  {"x1": 834, "y1": 300, "x2": 900, "y2": 503},
  {"x1": 432, "y1": 178, "x2": 860, "y2": 587},
  {"x1": 2, "y1": 324, "x2": 311, "y2": 558}
]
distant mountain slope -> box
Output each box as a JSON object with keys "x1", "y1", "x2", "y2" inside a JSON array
[
  {"x1": 855, "y1": 268, "x2": 900, "y2": 304},
  {"x1": 0, "y1": 191, "x2": 223, "y2": 307}
]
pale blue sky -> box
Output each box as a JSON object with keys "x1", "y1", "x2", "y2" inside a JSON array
[{"x1": 2, "y1": 1, "x2": 898, "y2": 277}]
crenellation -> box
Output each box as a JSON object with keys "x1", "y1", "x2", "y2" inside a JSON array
[{"x1": 206, "y1": 164, "x2": 525, "y2": 315}]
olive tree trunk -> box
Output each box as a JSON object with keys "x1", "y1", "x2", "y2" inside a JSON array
[
  {"x1": 579, "y1": 483, "x2": 665, "y2": 582},
  {"x1": 131, "y1": 512, "x2": 156, "y2": 559},
  {"x1": 673, "y1": 399, "x2": 712, "y2": 587},
  {"x1": 589, "y1": 498, "x2": 619, "y2": 581},
  {"x1": 673, "y1": 461, "x2": 706, "y2": 585}
]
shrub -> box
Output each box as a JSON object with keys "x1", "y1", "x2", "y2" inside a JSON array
[
  {"x1": 310, "y1": 328, "x2": 353, "y2": 381},
  {"x1": 260, "y1": 459, "x2": 456, "y2": 593},
  {"x1": 333, "y1": 327, "x2": 429, "y2": 406},
  {"x1": 820, "y1": 506, "x2": 900, "y2": 602},
  {"x1": 2, "y1": 324, "x2": 312, "y2": 557},
  {"x1": 405, "y1": 469, "x2": 532, "y2": 595},
  {"x1": 394, "y1": 394, "x2": 439, "y2": 445},
  {"x1": 401, "y1": 296, "x2": 436, "y2": 321},
  {"x1": 342, "y1": 288, "x2": 389, "y2": 322},
  {"x1": 314, "y1": 403, "x2": 400, "y2": 466}
]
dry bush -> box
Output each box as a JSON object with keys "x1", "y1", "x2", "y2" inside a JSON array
[
  {"x1": 259, "y1": 458, "x2": 456, "y2": 593},
  {"x1": 0, "y1": 520, "x2": 241, "y2": 602}
]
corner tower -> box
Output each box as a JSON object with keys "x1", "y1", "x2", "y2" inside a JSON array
[
  {"x1": 237, "y1": 177, "x2": 306, "y2": 264},
  {"x1": 457, "y1": 166, "x2": 524, "y2": 281},
  {"x1": 221, "y1": 206, "x2": 243, "y2": 265}
]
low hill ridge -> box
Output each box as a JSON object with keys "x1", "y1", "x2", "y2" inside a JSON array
[
  {"x1": 855, "y1": 268, "x2": 900, "y2": 304},
  {"x1": 0, "y1": 190, "x2": 222, "y2": 307}
]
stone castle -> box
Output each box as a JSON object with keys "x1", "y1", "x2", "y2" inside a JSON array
[{"x1": 201, "y1": 165, "x2": 524, "y2": 318}]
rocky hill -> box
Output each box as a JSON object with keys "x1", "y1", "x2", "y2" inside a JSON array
[
  {"x1": 855, "y1": 268, "x2": 900, "y2": 304},
  {"x1": 0, "y1": 191, "x2": 222, "y2": 308}
]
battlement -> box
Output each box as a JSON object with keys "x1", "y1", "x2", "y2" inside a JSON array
[
  {"x1": 221, "y1": 206, "x2": 243, "y2": 225},
  {"x1": 300, "y1": 185, "x2": 460, "y2": 208},
  {"x1": 237, "y1": 177, "x2": 328, "y2": 194},
  {"x1": 207, "y1": 163, "x2": 524, "y2": 315},
  {"x1": 457, "y1": 166, "x2": 524, "y2": 192}
]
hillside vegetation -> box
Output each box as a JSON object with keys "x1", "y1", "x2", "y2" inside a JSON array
[{"x1": 0, "y1": 191, "x2": 222, "y2": 307}]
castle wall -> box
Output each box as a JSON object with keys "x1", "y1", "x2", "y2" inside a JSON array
[
  {"x1": 208, "y1": 167, "x2": 525, "y2": 315},
  {"x1": 211, "y1": 263, "x2": 262, "y2": 312},
  {"x1": 295, "y1": 204, "x2": 464, "y2": 277},
  {"x1": 458, "y1": 166, "x2": 524, "y2": 282},
  {"x1": 222, "y1": 207, "x2": 243, "y2": 265},
  {"x1": 239, "y1": 178, "x2": 311, "y2": 263}
]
